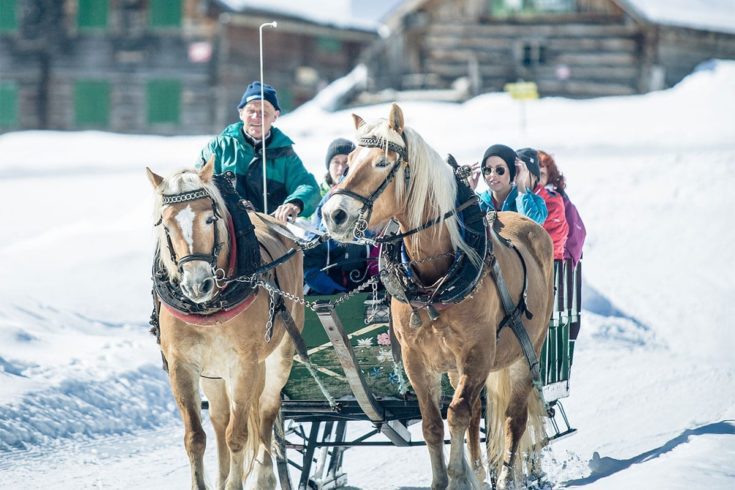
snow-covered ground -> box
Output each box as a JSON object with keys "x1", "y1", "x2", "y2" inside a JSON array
[{"x1": 1, "y1": 59, "x2": 734, "y2": 488}]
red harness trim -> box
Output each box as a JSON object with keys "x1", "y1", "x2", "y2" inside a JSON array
[{"x1": 161, "y1": 217, "x2": 258, "y2": 327}]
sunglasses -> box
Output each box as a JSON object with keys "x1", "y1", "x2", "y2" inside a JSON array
[{"x1": 482, "y1": 166, "x2": 506, "y2": 177}]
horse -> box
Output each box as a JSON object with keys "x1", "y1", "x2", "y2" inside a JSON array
[
  {"x1": 146, "y1": 158, "x2": 303, "y2": 490},
  {"x1": 321, "y1": 104, "x2": 555, "y2": 489}
]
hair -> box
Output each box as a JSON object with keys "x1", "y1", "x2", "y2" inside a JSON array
[
  {"x1": 538, "y1": 150, "x2": 566, "y2": 192},
  {"x1": 356, "y1": 119, "x2": 481, "y2": 267},
  {"x1": 153, "y1": 169, "x2": 231, "y2": 281},
  {"x1": 324, "y1": 171, "x2": 335, "y2": 187}
]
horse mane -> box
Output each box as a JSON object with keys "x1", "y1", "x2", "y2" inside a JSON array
[
  {"x1": 153, "y1": 168, "x2": 231, "y2": 281},
  {"x1": 358, "y1": 120, "x2": 480, "y2": 266}
]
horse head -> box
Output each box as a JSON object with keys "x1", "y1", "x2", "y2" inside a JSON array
[
  {"x1": 322, "y1": 103, "x2": 411, "y2": 242},
  {"x1": 147, "y1": 157, "x2": 231, "y2": 304}
]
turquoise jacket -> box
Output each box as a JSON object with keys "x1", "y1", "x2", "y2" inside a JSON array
[
  {"x1": 478, "y1": 186, "x2": 548, "y2": 224},
  {"x1": 198, "y1": 123, "x2": 319, "y2": 216}
]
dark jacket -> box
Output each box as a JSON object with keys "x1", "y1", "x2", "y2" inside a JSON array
[{"x1": 198, "y1": 123, "x2": 319, "y2": 216}]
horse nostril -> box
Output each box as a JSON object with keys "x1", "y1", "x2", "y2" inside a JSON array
[
  {"x1": 201, "y1": 278, "x2": 213, "y2": 295},
  {"x1": 332, "y1": 208, "x2": 347, "y2": 226}
]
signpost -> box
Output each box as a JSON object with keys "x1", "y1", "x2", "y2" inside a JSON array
[{"x1": 504, "y1": 81, "x2": 538, "y2": 132}]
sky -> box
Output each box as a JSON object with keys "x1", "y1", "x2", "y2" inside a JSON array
[{"x1": 0, "y1": 59, "x2": 734, "y2": 488}]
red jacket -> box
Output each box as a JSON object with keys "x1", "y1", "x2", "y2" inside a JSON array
[{"x1": 534, "y1": 185, "x2": 569, "y2": 260}]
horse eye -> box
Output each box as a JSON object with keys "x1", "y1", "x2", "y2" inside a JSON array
[
  {"x1": 342, "y1": 165, "x2": 349, "y2": 177},
  {"x1": 206, "y1": 215, "x2": 217, "y2": 224}
]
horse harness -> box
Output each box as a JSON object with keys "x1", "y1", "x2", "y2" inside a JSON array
[
  {"x1": 149, "y1": 173, "x2": 316, "y2": 379},
  {"x1": 345, "y1": 140, "x2": 548, "y2": 412}
]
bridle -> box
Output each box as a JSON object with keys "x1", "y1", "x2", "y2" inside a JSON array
[
  {"x1": 154, "y1": 188, "x2": 224, "y2": 273},
  {"x1": 330, "y1": 134, "x2": 477, "y2": 245},
  {"x1": 330, "y1": 135, "x2": 410, "y2": 241}
]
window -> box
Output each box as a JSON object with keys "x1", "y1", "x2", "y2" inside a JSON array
[
  {"x1": 0, "y1": 81, "x2": 18, "y2": 128},
  {"x1": 147, "y1": 80, "x2": 181, "y2": 125},
  {"x1": 149, "y1": 0, "x2": 182, "y2": 28},
  {"x1": 0, "y1": 0, "x2": 17, "y2": 32},
  {"x1": 317, "y1": 36, "x2": 342, "y2": 54},
  {"x1": 75, "y1": 80, "x2": 109, "y2": 126},
  {"x1": 78, "y1": 0, "x2": 108, "y2": 30}
]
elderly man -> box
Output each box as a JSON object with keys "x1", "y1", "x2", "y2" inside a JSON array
[{"x1": 198, "y1": 81, "x2": 319, "y2": 222}]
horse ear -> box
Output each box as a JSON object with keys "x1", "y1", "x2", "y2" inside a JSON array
[
  {"x1": 146, "y1": 167, "x2": 164, "y2": 190},
  {"x1": 199, "y1": 156, "x2": 215, "y2": 182},
  {"x1": 352, "y1": 113, "x2": 366, "y2": 129},
  {"x1": 388, "y1": 103, "x2": 404, "y2": 134}
]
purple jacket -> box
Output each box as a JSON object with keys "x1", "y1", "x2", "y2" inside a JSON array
[{"x1": 562, "y1": 193, "x2": 586, "y2": 267}]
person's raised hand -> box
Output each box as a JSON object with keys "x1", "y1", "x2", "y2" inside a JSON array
[
  {"x1": 515, "y1": 158, "x2": 530, "y2": 193},
  {"x1": 468, "y1": 161, "x2": 481, "y2": 190}
]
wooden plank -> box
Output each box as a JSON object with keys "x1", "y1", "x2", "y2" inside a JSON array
[{"x1": 427, "y1": 22, "x2": 640, "y2": 38}]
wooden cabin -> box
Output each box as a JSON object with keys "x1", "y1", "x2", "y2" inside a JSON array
[
  {"x1": 0, "y1": 0, "x2": 375, "y2": 134},
  {"x1": 361, "y1": 0, "x2": 735, "y2": 99}
]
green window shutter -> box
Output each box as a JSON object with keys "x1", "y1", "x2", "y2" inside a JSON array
[
  {"x1": 0, "y1": 0, "x2": 17, "y2": 32},
  {"x1": 149, "y1": 0, "x2": 182, "y2": 27},
  {"x1": 317, "y1": 36, "x2": 342, "y2": 54},
  {"x1": 147, "y1": 80, "x2": 181, "y2": 125},
  {"x1": 0, "y1": 82, "x2": 18, "y2": 127},
  {"x1": 74, "y1": 80, "x2": 109, "y2": 126},
  {"x1": 78, "y1": 0, "x2": 108, "y2": 29}
]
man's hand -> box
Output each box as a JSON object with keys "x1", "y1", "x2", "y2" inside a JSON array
[{"x1": 274, "y1": 202, "x2": 301, "y2": 223}]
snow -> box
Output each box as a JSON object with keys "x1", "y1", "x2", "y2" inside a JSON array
[{"x1": 1, "y1": 59, "x2": 734, "y2": 487}]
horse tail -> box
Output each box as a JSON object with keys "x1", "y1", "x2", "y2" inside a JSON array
[
  {"x1": 485, "y1": 366, "x2": 549, "y2": 481},
  {"x1": 485, "y1": 367, "x2": 511, "y2": 477}
]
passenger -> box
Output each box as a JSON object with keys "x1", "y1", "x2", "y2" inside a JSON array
[
  {"x1": 518, "y1": 147, "x2": 569, "y2": 260},
  {"x1": 468, "y1": 144, "x2": 547, "y2": 224},
  {"x1": 319, "y1": 137, "x2": 354, "y2": 197},
  {"x1": 303, "y1": 138, "x2": 376, "y2": 295},
  {"x1": 538, "y1": 150, "x2": 587, "y2": 365},
  {"x1": 197, "y1": 81, "x2": 320, "y2": 223},
  {"x1": 537, "y1": 150, "x2": 586, "y2": 267}
]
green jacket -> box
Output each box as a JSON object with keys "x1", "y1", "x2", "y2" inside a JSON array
[{"x1": 198, "y1": 123, "x2": 319, "y2": 216}]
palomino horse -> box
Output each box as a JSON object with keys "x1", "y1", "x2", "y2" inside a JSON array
[
  {"x1": 147, "y1": 159, "x2": 303, "y2": 490},
  {"x1": 322, "y1": 104, "x2": 555, "y2": 489}
]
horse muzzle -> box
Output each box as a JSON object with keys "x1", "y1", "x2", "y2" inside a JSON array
[
  {"x1": 179, "y1": 263, "x2": 217, "y2": 304},
  {"x1": 321, "y1": 195, "x2": 361, "y2": 242}
]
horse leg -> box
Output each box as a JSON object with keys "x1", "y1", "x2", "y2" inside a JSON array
[
  {"x1": 446, "y1": 373, "x2": 484, "y2": 490},
  {"x1": 467, "y1": 392, "x2": 486, "y2": 483},
  {"x1": 202, "y1": 378, "x2": 231, "y2": 489},
  {"x1": 404, "y1": 354, "x2": 447, "y2": 490},
  {"x1": 169, "y1": 362, "x2": 208, "y2": 490},
  {"x1": 497, "y1": 362, "x2": 533, "y2": 490},
  {"x1": 246, "y1": 339, "x2": 293, "y2": 490},
  {"x1": 448, "y1": 372, "x2": 485, "y2": 486},
  {"x1": 225, "y1": 362, "x2": 264, "y2": 490}
]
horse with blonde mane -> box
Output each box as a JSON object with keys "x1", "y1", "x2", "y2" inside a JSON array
[
  {"x1": 322, "y1": 104, "x2": 555, "y2": 489},
  {"x1": 147, "y1": 159, "x2": 303, "y2": 490}
]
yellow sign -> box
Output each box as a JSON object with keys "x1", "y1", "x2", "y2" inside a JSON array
[{"x1": 504, "y1": 82, "x2": 539, "y2": 101}]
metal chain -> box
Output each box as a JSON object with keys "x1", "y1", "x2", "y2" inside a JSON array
[
  {"x1": 222, "y1": 273, "x2": 381, "y2": 314},
  {"x1": 264, "y1": 288, "x2": 276, "y2": 342}
]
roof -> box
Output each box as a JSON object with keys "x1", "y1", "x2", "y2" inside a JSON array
[
  {"x1": 379, "y1": 0, "x2": 735, "y2": 35},
  {"x1": 215, "y1": 0, "x2": 381, "y2": 32}
]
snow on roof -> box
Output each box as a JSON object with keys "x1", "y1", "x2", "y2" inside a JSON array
[
  {"x1": 216, "y1": 0, "x2": 380, "y2": 31},
  {"x1": 625, "y1": 0, "x2": 735, "y2": 34}
]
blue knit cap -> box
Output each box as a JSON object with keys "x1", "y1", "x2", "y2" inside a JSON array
[{"x1": 237, "y1": 81, "x2": 281, "y2": 111}]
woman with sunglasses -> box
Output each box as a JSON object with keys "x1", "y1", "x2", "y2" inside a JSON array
[{"x1": 469, "y1": 144, "x2": 547, "y2": 224}]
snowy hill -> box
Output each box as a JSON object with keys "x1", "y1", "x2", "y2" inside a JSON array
[{"x1": 0, "y1": 60, "x2": 734, "y2": 488}]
